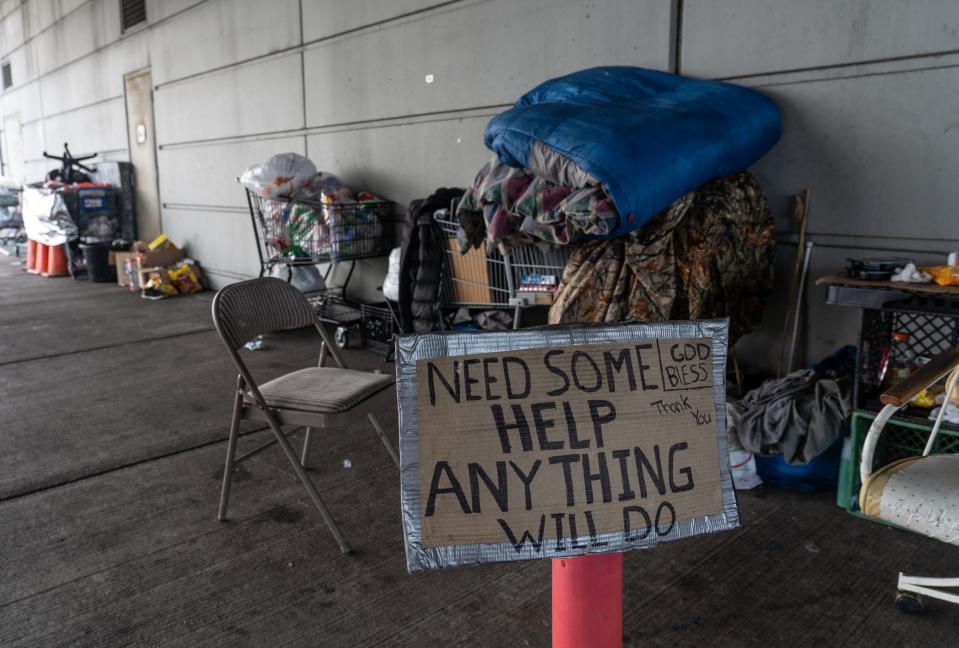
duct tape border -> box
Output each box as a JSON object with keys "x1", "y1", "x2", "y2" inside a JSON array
[{"x1": 395, "y1": 319, "x2": 737, "y2": 572}]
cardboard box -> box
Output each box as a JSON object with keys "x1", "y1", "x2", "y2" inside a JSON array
[
  {"x1": 446, "y1": 239, "x2": 493, "y2": 303},
  {"x1": 137, "y1": 265, "x2": 168, "y2": 288},
  {"x1": 113, "y1": 241, "x2": 184, "y2": 287},
  {"x1": 513, "y1": 289, "x2": 554, "y2": 306}
]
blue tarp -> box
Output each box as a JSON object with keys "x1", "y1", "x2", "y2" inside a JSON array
[{"x1": 485, "y1": 66, "x2": 782, "y2": 238}]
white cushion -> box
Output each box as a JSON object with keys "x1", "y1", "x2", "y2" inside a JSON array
[
  {"x1": 252, "y1": 367, "x2": 393, "y2": 414},
  {"x1": 861, "y1": 454, "x2": 959, "y2": 545}
]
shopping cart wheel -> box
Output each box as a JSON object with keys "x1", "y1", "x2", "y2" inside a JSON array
[
  {"x1": 335, "y1": 326, "x2": 350, "y2": 349},
  {"x1": 896, "y1": 591, "x2": 923, "y2": 615}
]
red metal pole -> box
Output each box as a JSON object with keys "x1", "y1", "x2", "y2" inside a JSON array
[{"x1": 552, "y1": 553, "x2": 623, "y2": 648}]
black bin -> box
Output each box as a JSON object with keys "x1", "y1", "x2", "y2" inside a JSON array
[{"x1": 79, "y1": 242, "x2": 115, "y2": 283}]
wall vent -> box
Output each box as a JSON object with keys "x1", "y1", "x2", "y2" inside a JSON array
[
  {"x1": 120, "y1": 0, "x2": 146, "y2": 31},
  {"x1": 2, "y1": 63, "x2": 11, "y2": 90}
]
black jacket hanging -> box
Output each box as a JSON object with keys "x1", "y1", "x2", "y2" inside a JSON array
[{"x1": 398, "y1": 187, "x2": 464, "y2": 333}]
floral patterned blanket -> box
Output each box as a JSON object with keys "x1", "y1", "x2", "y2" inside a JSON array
[{"x1": 455, "y1": 157, "x2": 617, "y2": 252}]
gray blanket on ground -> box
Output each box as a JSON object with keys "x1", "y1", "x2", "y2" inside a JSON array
[{"x1": 728, "y1": 369, "x2": 851, "y2": 465}]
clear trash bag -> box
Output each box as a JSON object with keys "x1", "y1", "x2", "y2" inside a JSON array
[
  {"x1": 383, "y1": 247, "x2": 402, "y2": 301},
  {"x1": 293, "y1": 172, "x2": 351, "y2": 202},
  {"x1": 240, "y1": 153, "x2": 317, "y2": 199}
]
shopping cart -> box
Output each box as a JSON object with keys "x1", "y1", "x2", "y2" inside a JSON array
[
  {"x1": 242, "y1": 187, "x2": 395, "y2": 347},
  {"x1": 0, "y1": 183, "x2": 23, "y2": 256},
  {"x1": 434, "y1": 207, "x2": 570, "y2": 329},
  {"x1": 244, "y1": 190, "x2": 392, "y2": 272}
]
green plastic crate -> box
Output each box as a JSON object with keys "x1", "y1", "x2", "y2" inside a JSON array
[{"x1": 837, "y1": 410, "x2": 959, "y2": 522}]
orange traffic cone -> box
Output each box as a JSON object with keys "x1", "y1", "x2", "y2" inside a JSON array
[
  {"x1": 25, "y1": 239, "x2": 37, "y2": 272},
  {"x1": 32, "y1": 243, "x2": 48, "y2": 276},
  {"x1": 43, "y1": 244, "x2": 69, "y2": 277}
]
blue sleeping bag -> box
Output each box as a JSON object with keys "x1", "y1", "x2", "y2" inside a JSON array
[{"x1": 484, "y1": 67, "x2": 782, "y2": 238}]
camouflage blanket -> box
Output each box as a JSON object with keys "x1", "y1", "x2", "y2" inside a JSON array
[{"x1": 547, "y1": 172, "x2": 775, "y2": 345}]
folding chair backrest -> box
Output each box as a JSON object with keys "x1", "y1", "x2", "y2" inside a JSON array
[{"x1": 212, "y1": 277, "x2": 317, "y2": 350}]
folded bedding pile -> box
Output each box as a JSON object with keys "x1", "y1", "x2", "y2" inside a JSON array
[
  {"x1": 456, "y1": 66, "x2": 781, "y2": 252},
  {"x1": 455, "y1": 157, "x2": 617, "y2": 252}
]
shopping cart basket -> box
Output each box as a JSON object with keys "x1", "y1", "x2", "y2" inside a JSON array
[
  {"x1": 242, "y1": 187, "x2": 395, "y2": 347},
  {"x1": 435, "y1": 208, "x2": 570, "y2": 329},
  {"x1": 244, "y1": 189, "x2": 392, "y2": 273}
]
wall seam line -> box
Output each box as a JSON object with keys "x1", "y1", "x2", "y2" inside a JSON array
[
  {"x1": 717, "y1": 48, "x2": 959, "y2": 83},
  {"x1": 0, "y1": 0, "x2": 94, "y2": 64},
  {"x1": 298, "y1": 0, "x2": 308, "y2": 160},
  {"x1": 156, "y1": 103, "x2": 511, "y2": 151},
  {"x1": 20, "y1": 94, "x2": 123, "y2": 127},
  {"x1": 0, "y1": 0, "x2": 213, "y2": 99},
  {"x1": 162, "y1": 203, "x2": 246, "y2": 212},
  {"x1": 749, "y1": 60, "x2": 959, "y2": 89},
  {"x1": 151, "y1": 0, "x2": 470, "y2": 92},
  {"x1": 670, "y1": 0, "x2": 683, "y2": 75}
]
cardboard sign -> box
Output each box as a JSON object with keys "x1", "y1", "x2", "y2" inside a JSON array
[{"x1": 396, "y1": 321, "x2": 736, "y2": 572}]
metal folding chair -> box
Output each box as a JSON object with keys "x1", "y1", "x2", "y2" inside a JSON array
[{"x1": 211, "y1": 277, "x2": 399, "y2": 554}]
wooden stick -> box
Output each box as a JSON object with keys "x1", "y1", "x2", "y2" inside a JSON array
[
  {"x1": 777, "y1": 190, "x2": 810, "y2": 377},
  {"x1": 881, "y1": 347, "x2": 959, "y2": 407}
]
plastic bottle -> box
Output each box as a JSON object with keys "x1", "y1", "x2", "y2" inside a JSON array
[{"x1": 882, "y1": 331, "x2": 916, "y2": 390}]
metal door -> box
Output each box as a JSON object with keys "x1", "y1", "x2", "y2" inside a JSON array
[{"x1": 124, "y1": 68, "x2": 161, "y2": 241}]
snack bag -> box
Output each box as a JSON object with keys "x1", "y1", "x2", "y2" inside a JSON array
[
  {"x1": 921, "y1": 265, "x2": 959, "y2": 286},
  {"x1": 142, "y1": 271, "x2": 177, "y2": 300},
  {"x1": 169, "y1": 262, "x2": 203, "y2": 294}
]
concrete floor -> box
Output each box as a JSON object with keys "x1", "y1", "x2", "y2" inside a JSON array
[{"x1": 1, "y1": 258, "x2": 958, "y2": 648}]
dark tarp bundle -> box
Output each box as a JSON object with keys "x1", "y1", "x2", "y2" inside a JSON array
[
  {"x1": 486, "y1": 66, "x2": 781, "y2": 238},
  {"x1": 729, "y1": 370, "x2": 852, "y2": 465},
  {"x1": 398, "y1": 187, "x2": 464, "y2": 334},
  {"x1": 547, "y1": 172, "x2": 774, "y2": 346}
]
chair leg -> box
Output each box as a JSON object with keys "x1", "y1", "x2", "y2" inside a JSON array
[
  {"x1": 300, "y1": 426, "x2": 313, "y2": 468},
  {"x1": 368, "y1": 413, "x2": 400, "y2": 467},
  {"x1": 266, "y1": 417, "x2": 352, "y2": 554},
  {"x1": 217, "y1": 385, "x2": 244, "y2": 521},
  {"x1": 318, "y1": 342, "x2": 328, "y2": 367},
  {"x1": 898, "y1": 573, "x2": 959, "y2": 607}
]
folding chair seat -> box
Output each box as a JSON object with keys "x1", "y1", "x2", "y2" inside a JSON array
[
  {"x1": 254, "y1": 367, "x2": 393, "y2": 413},
  {"x1": 211, "y1": 277, "x2": 400, "y2": 554}
]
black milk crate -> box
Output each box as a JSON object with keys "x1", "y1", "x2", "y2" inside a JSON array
[
  {"x1": 92, "y1": 161, "x2": 137, "y2": 240},
  {"x1": 60, "y1": 186, "x2": 123, "y2": 242},
  {"x1": 360, "y1": 302, "x2": 398, "y2": 354},
  {"x1": 856, "y1": 301, "x2": 959, "y2": 410},
  {"x1": 308, "y1": 293, "x2": 362, "y2": 327}
]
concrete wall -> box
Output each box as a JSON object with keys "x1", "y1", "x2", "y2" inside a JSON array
[
  {"x1": 1, "y1": 0, "x2": 957, "y2": 372},
  {"x1": 679, "y1": 0, "x2": 959, "y2": 371}
]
